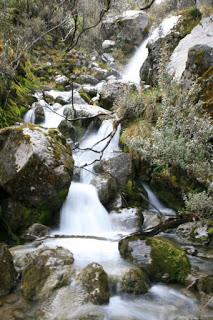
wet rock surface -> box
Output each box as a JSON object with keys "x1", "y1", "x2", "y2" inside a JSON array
[
  {"x1": 119, "y1": 235, "x2": 191, "y2": 284},
  {"x1": 79, "y1": 263, "x2": 110, "y2": 305},
  {"x1": 0, "y1": 244, "x2": 17, "y2": 297},
  {"x1": 21, "y1": 246, "x2": 74, "y2": 301}
]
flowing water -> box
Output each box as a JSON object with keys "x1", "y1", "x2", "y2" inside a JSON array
[
  {"x1": 21, "y1": 14, "x2": 208, "y2": 319},
  {"x1": 122, "y1": 15, "x2": 180, "y2": 84}
]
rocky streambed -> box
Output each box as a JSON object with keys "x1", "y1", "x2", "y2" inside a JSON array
[{"x1": 0, "y1": 5, "x2": 213, "y2": 320}]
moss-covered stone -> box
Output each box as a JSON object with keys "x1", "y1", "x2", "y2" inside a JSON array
[
  {"x1": 21, "y1": 246, "x2": 74, "y2": 301},
  {"x1": 146, "y1": 237, "x2": 190, "y2": 284},
  {"x1": 121, "y1": 267, "x2": 150, "y2": 295},
  {"x1": 119, "y1": 235, "x2": 190, "y2": 284},
  {"x1": 80, "y1": 263, "x2": 110, "y2": 305}
]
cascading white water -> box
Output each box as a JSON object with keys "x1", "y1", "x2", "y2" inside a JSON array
[
  {"x1": 122, "y1": 15, "x2": 180, "y2": 84},
  {"x1": 143, "y1": 184, "x2": 176, "y2": 215},
  {"x1": 59, "y1": 119, "x2": 121, "y2": 237}
]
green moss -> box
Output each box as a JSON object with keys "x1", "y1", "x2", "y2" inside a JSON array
[
  {"x1": 178, "y1": 8, "x2": 202, "y2": 37},
  {"x1": 79, "y1": 89, "x2": 91, "y2": 104},
  {"x1": 121, "y1": 267, "x2": 150, "y2": 295},
  {"x1": 121, "y1": 179, "x2": 147, "y2": 209},
  {"x1": 146, "y1": 237, "x2": 190, "y2": 284}
]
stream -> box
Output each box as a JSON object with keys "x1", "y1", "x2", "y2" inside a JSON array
[{"x1": 21, "y1": 13, "x2": 213, "y2": 320}]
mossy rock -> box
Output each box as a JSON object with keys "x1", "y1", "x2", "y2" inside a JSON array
[
  {"x1": 121, "y1": 267, "x2": 150, "y2": 295},
  {"x1": 119, "y1": 235, "x2": 190, "y2": 284},
  {"x1": 21, "y1": 246, "x2": 74, "y2": 301},
  {"x1": 80, "y1": 263, "x2": 110, "y2": 305}
]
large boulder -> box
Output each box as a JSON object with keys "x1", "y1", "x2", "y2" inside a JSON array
[
  {"x1": 98, "y1": 80, "x2": 136, "y2": 110},
  {"x1": 91, "y1": 152, "x2": 132, "y2": 206},
  {"x1": 0, "y1": 243, "x2": 17, "y2": 296},
  {"x1": 0, "y1": 125, "x2": 73, "y2": 237},
  {"x1": 21, "y1": 246, "x2": 74, "y2": 301},
  {"x1": 101, "y1": 10, "x2": 149, "y2": 55},
  {"x1": 119, "y1": 235, "x2": 190, "y2": 284},
  {"x1": 0, "y1": 125, "x2": 73, "y2": 209},
  {"x1": 79, "y1": 263, "x2": 110, "y2": 305}
]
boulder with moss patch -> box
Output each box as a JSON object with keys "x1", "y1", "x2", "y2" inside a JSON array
[
  {"x1": 0, "y1": 124, "x2": 73, "y2": 209},
  {"x1": 21, "y1": 246, "x2": 74, "y2": 301},
  {"x1": 121, "y1": 267, "x2": 150, "y2": 295},
  {"x1": 0, "y1": 125, "x2": 73, "y2": 238},
  {"x1": 80, "y1": 263, "x2": 110, "y2": 305},
  {"x1": 119, "y1": 235, "x2": 190, "y2": 284}
]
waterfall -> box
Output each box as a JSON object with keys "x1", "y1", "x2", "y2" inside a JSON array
[
  {"x1": 122, "y1": 15, "x2": 180, "y2": 84},
  {"x1": 143, "y1": 184, "x2": 176, "y2": 215},
  {"x1": 58, "y1": 119, "x2": 121, "y2": 236}
]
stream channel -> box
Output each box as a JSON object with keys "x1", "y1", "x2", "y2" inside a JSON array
[{"x1": 21, "y1": 13, "x2": 213, "y2": 320}]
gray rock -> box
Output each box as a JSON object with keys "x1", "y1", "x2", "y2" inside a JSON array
[
  {"x1": 23, "y1": 223, "x2": 50, "y2": 241},
  {"x1": 168, "y1": 16, "x2": 213, "y2": 80},
  {"x1": 98, "y1": 80, "x2": 136, "y2": 110},
  {"x1": 21, "y1": 246, "x2": 74, "y2": 301},
  {"x1": 121, "y1": 267, "x2": 150, "y2": 295},
  {"x1": 91, "y1": 173, "x2": 117, "y2": 207},
  {"x1": 95, "y1": 152, "x2": 132, "y2": 186},
  {"x1": 79, "y1": 263, "x2": 110, "y2": 305},
  {"x1": 0, "y1": 243, "x2": 17, "y2": 296},
  {"x1": 0, "y1": 125, "x2": 73, "y2": 210},
  {"x1": 119, "y1": 235, "x2": 190, "y2": 284},
  {"x1": 34, "y1": 103, "x2": 45, "y2": 124},
  {"x1": 102, "y1": 40, "x2": 116, "y2": 51},
  {"x1": 176, "y1": 221, "x2": 211, "y2": 245},
  {"x1": 101, "y1": 10, "x2": 149, "y2": 54},
  {"x1": 58, "y1": 119, "x2": 76, "y2": 140},
  {"x1": 181, "y1": 44, "x2": 213, "y2": 88}
]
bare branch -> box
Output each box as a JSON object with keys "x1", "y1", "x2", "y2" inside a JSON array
[{"x1": 140, "y1": 0, "x2": 156, "y2": 10}]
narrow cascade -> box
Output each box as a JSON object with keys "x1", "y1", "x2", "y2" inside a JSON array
[
  {"x1": 122, "y1": 15, "x2": 180, "y2": 84},
  {"x1": 24, "y1": 108, "x2": 35, "y2": 123},
  {"x1": 143, "y1": 184, "x2": 176, "y2": 215},
  {"x1": 58, "y1": 119, "x2": 121, "y2": 237}
]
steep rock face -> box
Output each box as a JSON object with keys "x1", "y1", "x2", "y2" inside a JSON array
[
  {"x1": 101, "y1": 10, "x2": 149, "y2": 54},
  {"x1": 21, "y1": 246, "x2": 74, "y2": 301},
  {"x1": 0, "y1": 124, "x2": 73, "y2": 208},
  {"x1": 168, "y1": 15, "x2": 213, "y2": 80},
  {"x1": 0, "y1": 243, "x2": 16, "y2": 296},
  {"x1": 140, "y1": 9, "x2": 202, "y2": 85},
  {"x1": 182, "y1": 44, "x2": 213, "y2": 116},
  {"x1": 119, "y1": 235, "x2": 190, "y2": 284}
]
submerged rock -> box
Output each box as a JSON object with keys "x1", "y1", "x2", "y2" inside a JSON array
[
  {"x1": 80, "y1": 263, "x2": 110, "y2": 305},
  {"x1": 21, "y1": 246, "x2": 74, "y2": 301},
  {"x1": 119, "y1": 235, "x2": 190, "y2": 284},
  {"x1": 121, "y1": 267, "x2": 150, "y2": 295},
  {"x1": 0, "y1": 243, "x2": 16, "y2": 297}
]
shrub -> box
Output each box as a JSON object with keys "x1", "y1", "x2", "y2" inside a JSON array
[{"x1": 181, "y1": 191, "x2": 213, "y2": 219}]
